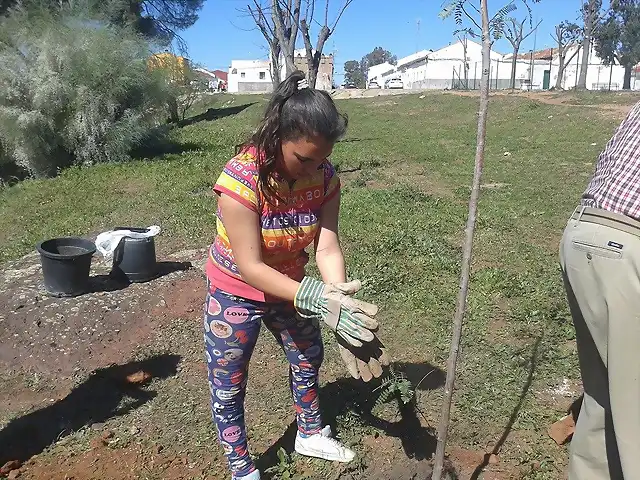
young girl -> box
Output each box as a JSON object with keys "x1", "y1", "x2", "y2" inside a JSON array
[{"x1": 204, "y1": 71, "x2": 382, "y2": 480}]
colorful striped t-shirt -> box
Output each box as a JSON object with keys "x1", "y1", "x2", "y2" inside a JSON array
[{"x1": 206, "y1": 148, "x2": 340, "y2": 302}]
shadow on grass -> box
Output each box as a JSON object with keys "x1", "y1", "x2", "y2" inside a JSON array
[
  {"x1": 176, "y1": 103, "x2": 256, "y2": 128},
  {"x1": 91, "y1": 260, "x2": 193, "y2": 294},
  {"x1": 469, "y1": 336, "x2": 543, "y2": 480},
  {"x1": 131, "y1": 137, "x2": 202, "y2": 160},
  {"x1": 257, "y1": 361, "x2": 446, "y2": 479},
  {"x1": 0, "y1": 353, "x2": 181, "y2": 464}
]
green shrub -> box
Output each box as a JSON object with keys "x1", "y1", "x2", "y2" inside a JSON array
[{"x1": 0, "y1": 4, "x2": 169, "y2": 178}]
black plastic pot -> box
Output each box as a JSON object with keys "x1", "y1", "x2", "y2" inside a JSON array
[
  {"x1": 36, "y1": 237, "x2": 96, "y2": 297},
  {"x1": 110, "y1": 227, "x2": 158, "y2": 283}
]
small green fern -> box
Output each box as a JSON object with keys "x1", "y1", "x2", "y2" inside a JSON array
[
  {"x1": 373, "y1": 367, "x2": 415, "y2": 409},
  {"x1": 265, "y1": 447, "x2": 309, "y2": 480}
]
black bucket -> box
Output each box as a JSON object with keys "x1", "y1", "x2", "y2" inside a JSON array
[
  {"x1": 36, "y1": 237, "x2": 96, "y2": 297},
  {"x1": 111, "y1": 227, "x2": 158, "y2": 283}
]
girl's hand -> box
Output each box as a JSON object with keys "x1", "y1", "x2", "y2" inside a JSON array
[
  {"x1": 294, "y1": 277, "x2": 379, "y2": 346},
  {"x1": 330, "y1": 280, "x2": 391, "y2": 381}
]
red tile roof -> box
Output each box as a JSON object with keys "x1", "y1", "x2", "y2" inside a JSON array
[
  {"x1": 515, "y1": 47, "x2": 554, "y2": 60},
  {"x1": 213, "y1": 70, "x2": 228, "y2": 82}
]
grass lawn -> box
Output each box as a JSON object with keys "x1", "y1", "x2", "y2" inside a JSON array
[{"x1": 0, "y1": 91, "x2": 634, "y2": 479}]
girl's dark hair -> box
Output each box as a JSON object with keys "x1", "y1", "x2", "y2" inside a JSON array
[{"x1": 239, "y1": 70, "x2": 348, "y2": 205}]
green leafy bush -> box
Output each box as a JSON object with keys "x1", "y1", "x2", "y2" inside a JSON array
[{"x1": 0, "y1": 3, "x2": 169, "y2": 178}]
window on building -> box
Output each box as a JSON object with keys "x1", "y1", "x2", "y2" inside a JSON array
[
  {"x1": 232, "y1": 68, "x2": 237, "y2": 74},
  {"x1": 260, "y1": 71, "x2": 266, "y2": 80},
  {"x1": 241, "y1": 72, "x2": 246, "y2": 78}
]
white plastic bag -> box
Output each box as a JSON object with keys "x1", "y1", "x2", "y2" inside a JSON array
[{"x1": 95, "y1": 226, "x2": 161, "y2": 259}]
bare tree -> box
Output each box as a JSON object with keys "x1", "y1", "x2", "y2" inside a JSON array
[
  {"x1": 272, "y1": 0, "x2": 302, "y2": 76},
  {"x1": 577, "y1": 0, "x2": 603, "y2": 90},
  {"x1": 247, "y1": 1, "x2": 282, "y2": 87},
  {"x1": 299, "y1": 0, "x2": 353, "y2": 88},
  {"x1": 551, "y1": 21, "x2": 581, "y2": 89},
  {"x1": 243, "y1": 0, "x2": 302, "y2": 87},
  {"x1": 504, "y1": 8, "x2": 542, "y2": 89},
  {"x1": 458, "y1": 33, "x2": 469, "y2": 88}
]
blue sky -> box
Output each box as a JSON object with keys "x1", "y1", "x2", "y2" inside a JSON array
[{"x1": 180, "y1": 0, "x2": 608, "y2": 80}]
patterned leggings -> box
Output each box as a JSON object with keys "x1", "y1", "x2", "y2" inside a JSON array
[{"x1": 204, "y1": 285, "x2": 324, "y2": 478}]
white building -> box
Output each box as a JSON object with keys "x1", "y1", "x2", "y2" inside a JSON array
[
  {"x1": 368, "y1": 39, "x2": 639, "y2": 91},
  {"x1": 228, "y1": 60, "x2": 272, "y2": 93},
  {"x1": 227, "y1": 49, "x2": 334, "y2": 93},
  {"x1": 367, "y1": 62, "x2": 396, "y2": 84},
  {"x1": 368, "y1": 40, "x2": 504, "y2": 90}
]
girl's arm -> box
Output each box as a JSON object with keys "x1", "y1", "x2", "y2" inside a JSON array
[
  {"x1": 218, "y1": 193, "x2": 300, "y2": 302},
  {"x1": 314, "y1": 190, "x2": 347, "y2": 284}
]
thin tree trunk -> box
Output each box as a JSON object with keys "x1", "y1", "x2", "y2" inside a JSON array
[
  {"x1": 623, "y1": 64, "x2": 632, "y2": 90},
  {"x1": 557, "y1": 46, "x2": 580, "y2": 90},
  {"x1": 460, "y1": 35, "x2": 469, "y2": 89},
  {"x1": 555, "y1": 48, "x2": 565, "y2": 89},
  {"x1": 271, "y1": 47, "x2": 282, "y2": 88},
  {"x1": 432, "y1": 0, "x2": 491, "y2": 478},
  {"x1": 307, "y1": 54, "x2": 320, "y2": 88},
  {"x1": 168, "y1": 97, "x2": 179, "y2": 123},
  {"x1": 510, "y1": 49, "x2": 518, "y2": 90},
  {"x1": 578, "y1": 24, "x2": 591, "y2": 89}
]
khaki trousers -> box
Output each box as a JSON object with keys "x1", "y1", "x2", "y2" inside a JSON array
[{"x1": 560, "y1": 207, "x2": 640, "y2": 480}]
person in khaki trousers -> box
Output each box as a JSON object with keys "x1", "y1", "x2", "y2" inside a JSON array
[{"x1": 560, "y1": 101, "x2": 640, "y2": 480}]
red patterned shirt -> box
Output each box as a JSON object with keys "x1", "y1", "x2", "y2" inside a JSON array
[
  {"x1": 206, "y1": 147, "x2": 340, "y2": 302},
  {"x1": 582, "y1": 101, "x2": 640, "y2": 220}
]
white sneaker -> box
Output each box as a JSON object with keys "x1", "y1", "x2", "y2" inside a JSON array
[
  {"x1": 234, "y1": 470, "x2": 260, "y2": 480},
  {"x1": 294, "y1": 426, "x2": 355, "y2": 463}
]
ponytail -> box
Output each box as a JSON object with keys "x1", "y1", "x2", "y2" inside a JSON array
[{"x1": 239, "y1": 70, "x2": 347, "y2": 206}]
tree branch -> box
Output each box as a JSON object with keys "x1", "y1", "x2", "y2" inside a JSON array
[
  {"x1": 290, "y1": 0, "x2": 301, "y2": 52},
  {"x1": 248, "y1": 1, "x2": 277, "y2": 40},
  {"x1": 551, "y1": 24, "x2": 560, "y2": 45},
  {"x1": 461, "y1": 3, "x2": 482, "y2": 31},
  {"x1": 520, "y1": 18, "x2": 542, "y2": 43},
  {"x1": 304, "y1": 0, "x2": 315, "y2": 25},
  {"x1": 324, "y1": 0, "x2": 329, "y2": 27},
  {"x1": 330, "y1": 0, "x2": 353, "y2": 31},
  {"x1": 300, "y1": 18, "x2": 314, "y2": 54},
  {"x1": 564, "y1": 43, "x2": 581, "y2": 65}
]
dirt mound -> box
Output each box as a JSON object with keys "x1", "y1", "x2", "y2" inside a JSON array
[{"x1": 0, "y1": 249, "x2": 207, "y2": 378}]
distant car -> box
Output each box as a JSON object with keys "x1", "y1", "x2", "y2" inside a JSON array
[
  {"x1": 368, "y1": 80, "x2": 381, "y2": 89},
  {"x1": 386, "y1": 78, "x2": 404, "y2": 89},
  {"x1": 342, "y1": 82, "x2": 357, "y2": 89}
]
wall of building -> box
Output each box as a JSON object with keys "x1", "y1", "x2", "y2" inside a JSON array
[
  {"x1": 367, "y1": 62, "x2": 396, "y2": 83},
  {"x1": 228, "y1": 60, "x2": 273, "y2": 93},
  {"x1": 292, "y1": 53, "x2": 334, "y2": 90},
  {"x1": 546, "y1": 45, "x2": 636, "y2": 90}
]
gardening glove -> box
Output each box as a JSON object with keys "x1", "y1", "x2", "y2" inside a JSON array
[
  {"x1": 328, "y1": 281, "x2": 391, "y2": 382},
  {"x1": 294, "y1": 277, "x2": 379, "y2": 347},
  {"x1": 337, "y1": 335, "x2": 391, "y2": 382}
]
